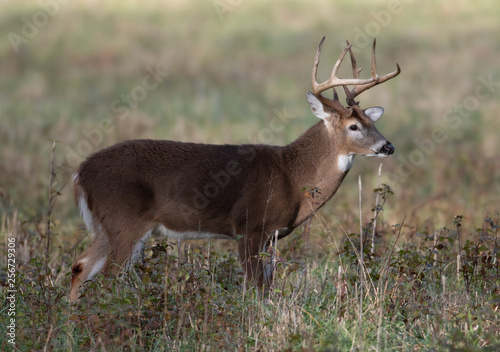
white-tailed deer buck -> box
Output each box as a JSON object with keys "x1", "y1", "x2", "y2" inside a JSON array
[{"x1": 70, "y1": 37, "x2": 400, "y2": 302}]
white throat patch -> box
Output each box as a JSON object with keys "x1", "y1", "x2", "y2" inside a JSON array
[{"x1": 337, "y1": 154, "x2": 355, "y2": 172}]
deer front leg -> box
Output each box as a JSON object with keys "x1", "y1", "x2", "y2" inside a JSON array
[{"x1": 238, "y1": 235, "x2": 268, "y2": 289}]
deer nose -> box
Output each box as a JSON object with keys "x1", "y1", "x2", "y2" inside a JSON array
[{"x1": 382, "y1": 142, "x2": 394, "y2": 155}]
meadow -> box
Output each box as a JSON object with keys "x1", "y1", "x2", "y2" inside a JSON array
[{"x1": 1, "y1": 0, "x2": 499, "y2": 350}]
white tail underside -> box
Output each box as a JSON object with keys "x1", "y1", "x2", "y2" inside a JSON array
[{"x1": 78, "y1": 194, "x2": 94, "y2": 233}]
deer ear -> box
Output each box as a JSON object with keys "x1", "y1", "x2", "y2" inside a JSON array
[
  {"x1": 307, "y1": 92, "x2": 332, "y2": 120},
  {"x1": 364, "y1": 107, "x2": 384, "y2": 122}
]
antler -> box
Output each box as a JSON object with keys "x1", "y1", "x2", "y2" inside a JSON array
[
  {"x1": 311, "y1": 37, "x2": 374, "y2": 115},
  {"x1": 311, "y1": 37, "x2": 401, "y2": 113},
  {"x1": 343, "y1": 39, "x2": 401, "y2": 106}
]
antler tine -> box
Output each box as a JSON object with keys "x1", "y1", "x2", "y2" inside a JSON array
[
  {"x1": 311, "y1": 36, "x2": 326, "y2": 94},
  {"x1": 329, "y1": 44, "x2": 351, "y2": 83},
  {"x1": 346, "y1": 40, "x2": 362, "y2": 79},
  {"x1": 343, "y1": 41, "x2": 362, "y2": 104},
  {"x1": 332, "y1": 87, "x2": 339, "y2": 101},
  {"x1": 371, "y1": 38, "x2": 377, "y2": 78},
  {"x1": 345, "y1": 39, "x2": 401, "y2": 106}
]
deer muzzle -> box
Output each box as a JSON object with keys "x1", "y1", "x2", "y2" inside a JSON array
[{"x1": 381, "y1": 142, "x2": 395, "y2": 155}]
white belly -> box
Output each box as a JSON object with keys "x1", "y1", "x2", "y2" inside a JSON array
[{"x1": 156, "y1": 224, "x2": 233, "y2": 240}]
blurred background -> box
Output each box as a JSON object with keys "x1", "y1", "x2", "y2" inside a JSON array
[{"x1": 1, "y1": 0, "x2": 499, "y2": 242}]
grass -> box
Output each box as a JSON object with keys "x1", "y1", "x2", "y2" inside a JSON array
[{"x1": 1, "y1": 0, "x2": 500, "y2": 350}]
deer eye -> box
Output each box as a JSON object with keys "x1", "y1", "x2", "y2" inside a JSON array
[{"x1": 349, "y1": 125, "x2": 358, "y2": 131}]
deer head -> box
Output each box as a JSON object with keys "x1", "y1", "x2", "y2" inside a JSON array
[{"x1": 307, "y1": 37, "x2": 400, "y2": 170}]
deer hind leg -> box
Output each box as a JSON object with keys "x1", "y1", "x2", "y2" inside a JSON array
[
  {"x1": 70, "y1": 225, "x2": 109, "y2": 302},
  {"x1": 70, "y1": 224, "x2": 152, "y2": 302}
]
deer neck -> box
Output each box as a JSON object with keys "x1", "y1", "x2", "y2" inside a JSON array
[{"x1": 283, "y1": 121, "x2": 352, "y2": 225}]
